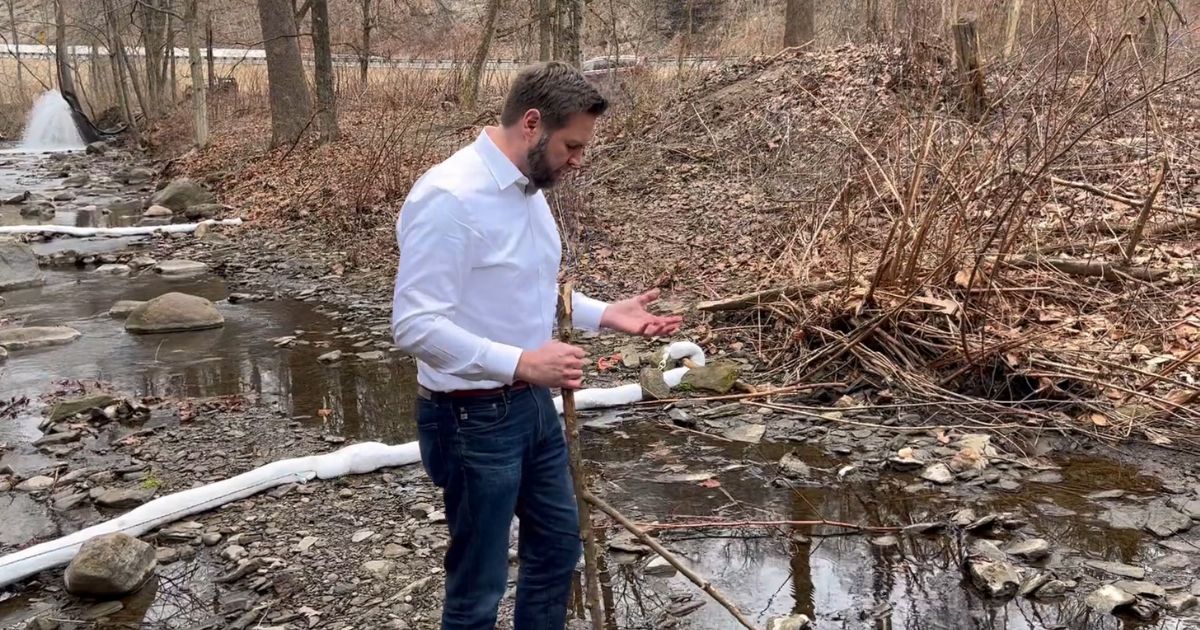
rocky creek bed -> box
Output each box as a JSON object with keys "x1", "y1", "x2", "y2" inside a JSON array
[{"x1": 2, "y1": 148, "x2": 1200, "y2": 629}]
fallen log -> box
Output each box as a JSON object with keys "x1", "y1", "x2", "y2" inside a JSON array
[
  {"x1": 1024, "y1": 257, "x2": 1169, "y2": 282},
  {"x1": 697, "y1": 278, "x2": 846, "y2": 312}
]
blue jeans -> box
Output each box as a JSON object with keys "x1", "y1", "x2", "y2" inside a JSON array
[{"x1": 417, "y1": 385, "x2": 582, "y2": 630}]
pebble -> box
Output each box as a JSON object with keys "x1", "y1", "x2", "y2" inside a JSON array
[
  {"x1": 352, "y1": 530, "x2": 375, "y2": 543},
  {"x1": 202, "y1": 532, "x2": 223, "y2": 546},
  {"x1": 222, "y1": 545, "x2": 248, "y2": 561}
]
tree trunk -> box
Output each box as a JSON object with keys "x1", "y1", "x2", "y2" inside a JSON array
[
  {"x1": 568, "y1": 0, "x2": 583, "y2": 66},
  {"x1": 359, "y1": 0, "x2": 371, "y2": 86},
  {"x1": 952, "y1": 18, "x2": 986, "y2": 120},
  {"x1": 1003, "y1": 0, "x2": 1024, "y2": 57},
  {"x1": 8, "y1": 0, "x2": 24, "y2": 100},
  {"x1": 104, "y1": 0, "x2": 139, "y2": 144},
  {"x1": 185, "y1": 0, "x2": 207, "y2": 147},
  {"x1": 784, "y1": 0, "x2": 814, "y2": 48},
  {"x1": 138, "y1": 0, "x2": 164, "y2": 117},
  {"x1": 256, "y1": 0, "x2": 313, "y2": 148},
  {"x1": 311, "y1": 0, "x2": 338, "y2": 141},
  {"x1": 1139, "y1": 0, "x2": 1164, "y2": 59},
  {"x1": 167, "y1": 6, "x2": 177, "y2": 104},
  {"x1": 538, "y1": 0, "x2": 551, "y2": 61},
  {"x1": 206, "y1": 12, "x2": 214, "y2": 88},
  {"x1": 462, "y1": 0, "x2": 500, "y2": 108},
  {"x1": 55, "y1": 0, "x2": 76, "y2": 94}
]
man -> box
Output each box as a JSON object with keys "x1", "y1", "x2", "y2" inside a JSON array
[{"x1": 391, "y1": 61, "x2": 682, "y2": 629}]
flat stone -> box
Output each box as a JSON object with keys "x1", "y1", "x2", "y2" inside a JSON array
[
  {"x1": 48, "y1": 393, "x2": 118, "y2": 422},
  {"x1": 968, "y1": 559, "x2": 1021, "y2": 598},
  {"x1": 1166, "y1": 593, "x2": 1198, "y2": 612},
  {"x1": 142, "y1": 204, "x2": 173, "y2": 217},
  {"x1": 870, "y1": 535, "x2": 899, "y2": 548},
  {"x1": 318, "y1": 350, "x2": 344, "y2": 363},
  {"x1": 0, "y1": 326, "x2": 81, "y2": 350},
  {"x1": 383, "y1": 543, "x2": 408, "y2": 559},
  {"x1": 1176, "y1": 499, "x2": 1200, "y2": 520},
  {"x1": 32, "y1": 430, "x2": 81, "y2": 447},
  {"x1": 639, "y1": 367, "x2": 671, "y2": 400},
  {"x1": 109, "y1": 300, "x2": 146, "y2": 319},
  {"x1": 1087, "y1": 489, "x2": 1127, "y2": 500},
  {"x1": 1086, "y1": 584, "x2": 1135, "y2": 613},
  {"x1": 296, "y1": 536, "x2": 319, "y2": 552},
  {"x1": 126, "y1": 292, "x2": 223, "y2": 334},
  {"x1": 1034, "y1": 580, "x2": 1071, "y2": 599},
  {"x1": 723, "y1": 424, "x2": 765, "y2": 444},
  {"x1": 156, "y1": 547, "x2": 181, "y2": 564},
  {"x1": 681, "y1": 363, "x2": 741, "y2": 394},
  {"x1": 1113, "y1": 580, "x2": 1166, "y2": 599},
  {"x1": 1100, "y1": 505, "x2": 1148, "y2": 530},
  {"x1": 94, "y1": 486, "x2": 156, "y2": 508},
  {"x1": 1005, "y1": 539, "x2": 1051, "y2": 561},
  {"x1": 221, "y1": 545, "x2": 247, "y2": 561},
  {"x1": 94, "y1": 264, "x2": 131, "y2": 275},
  {"x1": 970, "y1": 540, "x2": 1008, "y2": 563},
  {"x1": 356, "y1": 351, "x2": 385, "y2": 361},
  {"x1": 128, "y1": 257, "x2": 157, "y2": 269},
  {"x1": 619, "y1": 345, "x2": 641, "y2": 369},
  {"x1": 1145, "y1": 503, "x2": 1192, "y2": 537},
  {"x1": 15, "y1": 475, "x2": 56, "y2": 492},
  {"x1": 1084, "y1": 559, "x2": 1145, "y2": 579},
  {"x1": 202, "y1": 532, "x2": 222, "y2": 546},
  {"x1": 1018, "y1": 573, "x2": 1053, "y2": 597},
  {"x1": 766, "y1": 614, "x2": 811, "y2": 630},
  {"x1": 351, "y1": 529, "x2": 375, "y2": 543},
  {"x1": 920, "y1": 463, "x2": 954, "y2": 485},
  {"x1": 1026, "y1": 471, "x2": 1065, "y2": 484},
  {"x1": 362, "y1": 559, "x2": 395, "y2": 580},
  {"x1": 82, "y1": 601, "x2": 125, "y2": 620},
  {"x1": 645, "y1": 555, "x2": 676, "y2": 577},
  {"x1": 153, "y1": 259, "x2": 208, "y2": 276},
  {"x1": 778, "y1": 451, "x2": 810, "y2": 478}
]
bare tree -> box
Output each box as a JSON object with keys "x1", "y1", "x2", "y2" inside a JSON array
[
  {"x1": 104, "y1": 0, "x2": 139, "y2": 144},
  {"x1": 184, "y1": 0, "x2": 207, "y2": 146},
  {"x1": 462, "y1": 0, "x2": 500, "y2": 108},
  {"x1": 1003, "y1": 0, "x2": 1025, "y2": 57},
  {"x1": 206, "y1": 12, "x2": 214, "y2": 88},
  {"x1": 55, "y1": 0, "x2": 76, "y2": 94},
  {"x1": 359, "y1": 0, "x2": 371, "y2": 86},
  {"x1": 7, "y1": 0, "x2": 24, "y2": 100},
  {"x1": 784, "y1": 0, "x2": 814, "y2": 48},
  {"x1": 138, "y1": 0, "x2": 167, "y2": 117},
  {"x1": 537, "y1": 0, "x2": 551, "y2": 61},
  {"x1": 559, "y1": 0, "x2": 582, "y2": 66},
  {"x1": 311, "y1": 0, "x2": 338, "y2": 141},
  {"x1": 256, "y1": 0, "x2": 313, "y2": 147}
]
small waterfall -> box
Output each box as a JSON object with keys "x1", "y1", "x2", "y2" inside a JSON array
[{"x1": 20, "y1": 90, "x2": 85, "y2": 151}]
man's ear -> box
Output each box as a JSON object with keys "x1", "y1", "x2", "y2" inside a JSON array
[{"x1": 521, "y1": 109, "x2": 541, "y2": 140}]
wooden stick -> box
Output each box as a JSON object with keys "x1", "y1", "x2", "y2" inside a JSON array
[
  {"x1": 632, "y1": 519, "x2": 901, "y2": 533},
  {"x1": 1123, "y1": 156, "x2": 1170, "y2": 264},
  {"x1": 695, "y1": 278, "x2": 846, "y2": 312},
  {"x1": 582, "y1": 489, "x2": 762, "y2": 630},
  {"x1": 631, "y1": 382, "x2": 843, "y2": 407},
  {"x1": 556, "y1": 283, "x2": 604, "y2": 630}
]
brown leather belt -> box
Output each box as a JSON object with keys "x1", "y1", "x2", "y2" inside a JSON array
[{"x1": 418, "y1": 380, "x2": 531, "y2": 400}]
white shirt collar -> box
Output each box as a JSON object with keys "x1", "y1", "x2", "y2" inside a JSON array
[{"x1": 474, "y1": 128, "x2": 533, "y2": 194}]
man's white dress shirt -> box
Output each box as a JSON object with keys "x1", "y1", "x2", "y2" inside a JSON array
[{"x1": 391, "y1": 129, "x2": 609, "y2": 392}]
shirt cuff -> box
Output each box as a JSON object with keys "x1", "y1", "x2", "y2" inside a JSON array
[
  {"x1": 481, "y1": 340, "x2": 524, "y2": 384},
  {"x1": 572, "y1": 291, "x2": 609, "y2": 331}
]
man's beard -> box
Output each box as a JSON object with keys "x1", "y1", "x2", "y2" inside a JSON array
[{"x1": 525, "y1": 134, "x2": 559, "y2": 191}]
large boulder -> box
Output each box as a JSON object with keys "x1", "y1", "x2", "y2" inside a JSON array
[
  {"x1": 0, "y1": 326, "x2": 81, "y2": 350},
  {"x1": 0, "y1": 239, "x2": 45, "y2": 291},
  {"x1": 125, "y1": 293, "x2": 224, "y2": 334},
  {"x1": 64, "y1": 533, "x2": 157, "y2": 598},
  {"x1": 149, "y1": 178, "x2": 215, "y2": 213}
]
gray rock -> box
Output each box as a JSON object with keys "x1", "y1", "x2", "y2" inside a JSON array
[
  {"x1": 23, "y1": 614, "x2": 59, "y2": 630},
  {"x1": 618, "y1": 345, "x2": 641, "y2": 369},
  {"x1": 645, "y1": 555, "x2": 677, "y2": 576},
  {"x1": 63, "y1": 173, "x2": 90, "y2": 186},
  {"x1": 109, "y1": 300, "x2": 146, "y2": 319},
  {"x1": 52, "y1": 190, "x2": 75, "y2": 202},
  {"x1": 1166, "y1": 593, "x2": 1198, "y2": 612},
  {"x1": 150, "y1": 178, "x2": 215, "y2": 212},
  {"x1": 1087, "y1": 489, "x2": 1126, "y2": 500},
  {"x1": 318, "y1": 350, "x2": 344, "y2": 363},
  {"x1": 120, "y1": 167, "x2": 156, "y2": 185},
  {"x1": 153, "y1": 259, "x2": 208, "y2": 275},
  {"x1": 49, "y1": 393, "x2": 118, "y2": 422},
  {"x1": 155, "y1": 547, "x2": 181, "y2": 565},
  {"x1": 1084, "y1": 560, "x2": 1145, "y2": 579},
  {"x1": 356, "y1": 351, "x2": 385, "y2": 361},
  {"x1": 296, "y1": 536, "x2": 319, "y2": 552},
  {"x1": 0, "y1": 346, "x2": 6, "y2": 362},
  {"x1": 766, "y1": 614, "x2": 811, "y2": 630},
  {"x1": 81, "y1": 601, "x2": 124, "y2": 620},
  {"x1": 1034, "y1": 580, "x2": 1071, "y2": 599},
  {"x1": 1026, "y1": 471, "x2": 1065, "y2": 484},
  {"x1": 125, "y1": 293, "x2": 224, "y2": 334},
  {"x1": 681, "y1": 363, "x2": 741, "y2": 394},
  {"x1": 0, "y1": 239, "x2": 45, "y2": 291},
  {"x1": 362, "y1": 559, "x2": 395, "y2": 580},
  {"x1": 1005, "y1": 539, "x2": 1051, "y2": 561},
  {"x1": 202, "y1": 533, "x2": 222, "y2": 546},
  {"x1": 1176, "y1": 499, "x2": 1200, "y2": 520},
  {"x1": 4, "y1": 191, "x2": 30, "y2": 204},
  {"x1": 65, "y1": 532, "x2": 157, "y2": 598},
  {"x1": 15, "y1": 475, "x2": 56, "y2": 492},
  {"x1": 639, "y1": 367, "x2": 671, "y2": 400},
  {"x1": 1018, "y1": 572, "x2": 1052, "y2": 597},
  {"x1": 128, "y1": 256, "x2": 157, "y2": 270},
  {"x1": 1152, "y1": 553, "x2": 1194, "y2": 571},
  {"x1": 1112, "y1": 580, "x2": 1166, "y2": 599},
  {"x1": 32, "y1": 430, "x2": 81, "y2": 447},
  {"x1": 724, "y1": 423, "x2": 765, "y2": 444},
  {"x1": 142, "y1": 204, "x2": 173, "y2": 218},
  {"x1": 1085, "y1": 584, "x2": 1135, "y2": 614},
  {"x1": 970, "y1": 540, "x2": 1008, "y2": 563},
  {"x1": 221, "y1": 545, "x2": 247, "y2": 561},
  {"x1": 94, "y1": 263, "x2": 131, "y2": 275},
  {"x1": 968, "y1": 559, "x2": 1021, "y2": 598},
  {"x1": 870, "y1": 535, "x2": 899, "y2": 549},
  {"x1": 1145, "y1": 502, "x2": 1191, "y2": 537},
  {"x1": 351, "y1": 529, "x2": 375, "y2": 543},
  {"x1": 94, "y1": 486, "x2": 156, "y2": 508},
  {"x1": 184, "y1": 202, "x2": 224, "y2": 220},
  {"x1": 86, "y1": 141, "x2": 108, "y2": 155},
  {"x1": 383, "y1": 543, "x2": 408, "y2": 559},
  {"x1": 1100, "y1": 505, "x2": 1148, "y2": 530},
  {"x1": 920, "y1": 463, "x2": 954, "y2": 485},
  {"x1": 778, "y1": 452, "x2": 811, "y2": 478},
  {"x1": 0, "y1": 326, "x2": 81, "y2": 350}
]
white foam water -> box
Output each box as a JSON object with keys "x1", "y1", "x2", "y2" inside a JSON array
[{"x1": 20, "y1": 90, "x2": 85, "y2": 152}]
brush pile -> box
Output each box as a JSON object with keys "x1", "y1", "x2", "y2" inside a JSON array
[{"x1": 578, "y1": 42, "x2": 1200, "y2": 448}]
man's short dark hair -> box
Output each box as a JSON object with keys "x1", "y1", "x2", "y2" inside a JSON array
[{"x1": 500, "y1": 61, "x2": 608, "y2": 131}]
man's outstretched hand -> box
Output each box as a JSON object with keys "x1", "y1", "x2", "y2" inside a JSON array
[{"x1": 600, "y1": 289, "x2": 684, "y2": 337}]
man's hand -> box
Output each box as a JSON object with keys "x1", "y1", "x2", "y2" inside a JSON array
[
  {"x1": 516, "y1": 341, "x2": 587, "y2": 389},
  {"x1": 600, "y1": 289, "x2": 684, "y2": 337}
]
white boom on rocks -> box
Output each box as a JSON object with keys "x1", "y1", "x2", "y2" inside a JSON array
[
  {"x1": 0, "y1": 341, "x2": 706, "y2": 588},
  {"x1": 0, "y1": 218, "x2": 243, "y2": 237}
]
